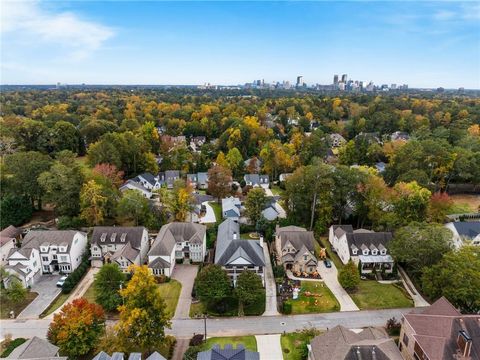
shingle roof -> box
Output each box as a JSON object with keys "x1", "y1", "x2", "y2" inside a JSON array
[
  {"x1": 137, "y1": 172, "x2": 157, "y2": 186},
  {"x1": 9, "y1": 230, "x2": 84, "y2": 258},
  {"x1": 0, "y1": 225, "x2": 22, "y2": 246},
  {"x1": 112, "y1": 242, "x2": 140, "y2": 263},
  {"x1": 91, "y1": 227, "x2": 145, "y2": 249},
  {"x1": 149, "y1": 222, "x2": 206, "y2": 256},
  {"x1": 345, "y1": 231, "x2": 392, "y2": 256},
  {"x1": 451, "y1": 221, "x2": 480, "y2": 239},
  {"x1": 279, "y1": 231, "x2": 315, "y2": 252},
  {"x1": 148, "y1": 256, "x2": 171, "y2": 269},
  {"x1": 7, "y1": 337, "x2": 59, "y2": 359},
  {"x1": 215, "y1": 219, "x2": 265, "y2": 267},
  {"x1": 146, "y1": 352, "x2": 167, "y2": 360},
  {"x1": 197, "y1": 344, "x2": 260, "y2": 360},
  {"x1": 92, "y1": 352, "x2": 112, "y2": 360},
  {"x1": 243, "y1": 174, "x2": 269, "y2": 186},
  {"x1": 128, "y1": 354, "x2": 141, "y2": 360}
]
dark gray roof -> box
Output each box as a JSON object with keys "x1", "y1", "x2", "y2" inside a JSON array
[
  {"x1": 215, "y1": 219, "x2": 265, "y2": 267},
  {"x1": 148, "y1": 256, "x2": 171, "y2": 269},
  {"x1": 243, "y1": 174, "x2": 269, "y2": 186},
  {"x1": 7, "y1": 337, "x2": 59, "y2": 359},
  {"x1": 0, "y1": 225, "x2": 21, "y2": 238},
  {"x1": 91, "y1": 227, "x2": 146, "y2": 249},
  {"x1": 451, "y1": 221, "x2": 480, "y2": 239},
  {"x1": 346, "y1": 232, "x2": 392, "y2": 256},
  {"x1": 112, "y1": 241, "x2": 139, "y2": 263},
  {"x1": 149, "y1": 222, "x2": 206, "y2": 256},
  {"x1": 128, "y1": 353, "x2": 141, "y2": 360},
  {"x1": 92, "y1": 352, "x2": 111, "y2": 360},
  {"x1": 137, "y1": 172, "x2": 156, "y2": 186},
  {"x1": 279, "y1": 231, "x2": 315, "y2": 252},
  {"x1": 197, "y1": 344, "x2": 259, "y2": 360}
]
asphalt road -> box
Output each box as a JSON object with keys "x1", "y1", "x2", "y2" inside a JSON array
[{"x1": 0, "y1": 308, "x2": 411, "y2": 340}]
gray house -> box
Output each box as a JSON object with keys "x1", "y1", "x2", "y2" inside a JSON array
[
  {"x1": 243, "y1": 174, "x2": 269, "y2": 189},
  {"x1": 215, "y1": 219, "x2": 265, "y2": 286},
  {"x1": 7, "y1": 336, "x2": 66, "y2": 360},
  {"x1": 197, "y1": 344, "x2": 259, "y2": 360},
  {"x1": 187, "y1": 172, "x2": 209, "y2": 189},
  {"x1": 158, "y1": 170, "x2": 181, "y2": 189}
]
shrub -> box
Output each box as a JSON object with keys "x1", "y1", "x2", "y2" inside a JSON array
[
  {"x1": 338, "y1": 260, "x2": 360, "y2": 291},
  {"x1": 282, "y1": 301, "x2": 292, "y2": 314},
  {"x1": 57, "y1": 216, "x2": 85, "y2": 230},
  {"x1": 0, "y1": 338, "x2": 27, "y2": 358},
  {"x1": 61, "y1": 253, "x2": 90, "y2": 294},
  {"x1": 386, "y1": 317, "x2": 401, "y2": 336},
  {"x1": 273, "y1": 265, "x2": 285, "y2": 279},
  {"x1": 155, "y1": 275, "x2": 169, "y2": 284},
  {"x1": 183, "y1": 346, "x2": 202, "y2": 360},
  {"x1": 189, "y1": 334, "x2": 204, "y2": 346}
]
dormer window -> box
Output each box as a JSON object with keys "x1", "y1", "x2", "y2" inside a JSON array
[
  {"x1": 120, "y1": 233, "x2": 127, "y2": 242},
  {"x1": 372, "y1": 250, "x2": 378, "y2": 255},
  {"x1": 352, "y1": 249, "x2": 358, "y2": 255},
  {"x1": 111, "y1": 233, "x2": 117, "y2": 242},
  {"x1": 363, "y1": 249, "x2": 369, "y2": 255},
  {"x1": 381, "y1": 249, "x2": 387, "y2": 255},
  {"x1": 100, "y1": 233, "x2": 107, "y2": 242}
]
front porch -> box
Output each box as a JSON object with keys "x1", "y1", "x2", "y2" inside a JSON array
[{"x1": 358, "y1": 254, "x2": 394, "y2": 274}]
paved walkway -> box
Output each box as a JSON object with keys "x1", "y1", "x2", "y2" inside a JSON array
[
  {"x1": 255, "y1": 334, "x2": 282, "y2": 360},
  {"x1": 171, "y1": 338, "x2": 189, "y2": 360},
  {"x1": 262, "y1": 243, "x2": 280, "y2": 316},
  {"x1": 47, "y1": 267, "x2": 99, "y2": 319},
  {"x1": 398, "y1": 266, "x2": 429, "y2": 307},
  {"x1": 18, "y1": 275, "x2": 61, "y2": 319},
  {"x1": 286, "y1": 270, "x2": 324, "y2": 282},
  {"x1": 316, "y1": 261, "x2": 359, "y2": 312},
  {"x1": 172, "y1": 265, "x2": 198, "y2": 319},
  {"x1": 264, "y1": 188, "x2": 274, "y2": 197},
  {"x1": 199, "y1": 201, "x2": 216, "y2": 224}
]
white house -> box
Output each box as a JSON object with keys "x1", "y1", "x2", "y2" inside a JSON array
[
  {"x1": 222, "y1": 197, "x2": 242, "y2": 221},
  {"x1": 119, "y1": 180, "x2": 153, "y2": 198},
  {"x1": 0, "y1": 225, "x2": 22, "y2": 265},
  {"x1": 328, "y1": 225, "x2": 394, "y2": 274},
  {"x1": 148, "y1": 222, "x2": 206, "y2": 277},
  {"x1": 5, "y1": 230, "x2": 87, "y2": 287},
  {"x1": 90, "y1": 227, "x2": 149, "y2": 272},
  {"x1": 329, "y1": 133, "x2": 346, "y2": 148},
  {"x1": 445, "y1": 221, "x2": 480, "y2": 249},
  {"x1": 244, "y1": 174, "x2": 269, "y2": 189}
]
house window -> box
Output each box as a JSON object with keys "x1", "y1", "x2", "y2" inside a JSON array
[
  {"x1": 304, "y1": 255, "x2": 308, "y2": 260},
  {"x1": 153, "y1": 268, "x2": 164, "y2": 275},
  {"x1": 42, "y1": 256, "x2": 49, "y2": 262},
  {"x1": 381, "y1": 250, "x2": 387, "y2": 255},
  {"x1": 53, "y1": 255, "x2": 57, "y2": 260},
  {"x1": 43, "y1": 266, "x2": 49, "y2": 272},
  {"x1": 60, "y1": 256, "x2": 68, "y2": 262},
  {"x1": 403, "y1": 334, "x2": 409, "y2": 346},
  {"x1": 372, "y1": 250, "x2": 378, "y2": 255},
  {"x1": 352, "y1": 250, "x2": 358, "y2": 255},
  {"x1": 363, "y1": 250, "x2": 369, "y2": 255}
]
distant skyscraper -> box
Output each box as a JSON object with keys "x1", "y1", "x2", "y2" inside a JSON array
[
  {"x1": 341, "y1": 74, "x2": 348, "y2": 83},
  {"x1": 333, "y1": 75, "x2": 339, "y2": 85},
  {"x1": 296, "y1": 76, "x2": 303, "y2": 87}
]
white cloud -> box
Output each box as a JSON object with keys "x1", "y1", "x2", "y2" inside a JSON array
[
  {"x1": 1, "y1": 0, "x2": 114, "y2": 60},
  {"x1": 433, "y1": 10, "x2": 456, "y2": 21}
]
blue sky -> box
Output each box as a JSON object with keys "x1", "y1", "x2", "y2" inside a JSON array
[{"x1": 1, "y1": 1, "x2": 479, "y2": 88}]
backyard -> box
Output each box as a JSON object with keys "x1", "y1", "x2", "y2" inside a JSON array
[
  {"x1": 285, "y1": 281, "x2": 340, "y2": 314},
  {"x1": 349, "y1": 280, "x2": 413, "y2": 310},
  {"x1": 281, "y1": 330, "x2": 321, "y2": 360},
  {"x1": 0, "y1": 290, "x2": 38, "y2": 319},
  {"x1": 448, "y1": 194, "x2": 480, "y2": 214}
]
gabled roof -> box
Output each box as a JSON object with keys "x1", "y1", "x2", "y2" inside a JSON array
[
  {"x1": 243, "y1": 174, "x2": 269, "y2": 186},
  {"x1": 279, "y1": 231, "x2": 315, "y2": 253},
  {"x1": 197, "y1": 344, "x2": 259, "y2": 360},
  {"x1": 91, "y1": 227, "x2": 145, "y2": 249},
  {"x1": 112, "y1": 242, "x2": 140, "y2": 264},
  {"x1": 120, "y1": 180, "x2": 151, "y2": 194},
  {"x1": 0, "y1": 225, "x2": 22, "y2": 246},
  {"x1": 7, "y1": 337, "x2": 59, "y2": 359},
  {"x1": 136, "y1": 172, "x2": 157, "y2": 186},
  {"x1": 222, "y1": 197, "x2": 241, "y2": 217},
  {"x1": 149, "y1": 222, "x2": 206, "y2": 256},
  {"x1": 148, "y1": 256, "x2": 171, "y2": 269},
  {"x1": 92, "y1": 352, "x2": 111, "y2": 360},
  {"x1": 215, "y1": 219, "x2": 265, "y2": 267},
  {"x1": 450, "y1": 221, "x2": 480, "y2": 239},
  {"x1": 146, "y1": 352, "x2": 167, "y2": 360}
]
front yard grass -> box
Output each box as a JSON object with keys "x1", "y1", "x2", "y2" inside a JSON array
[
  {"x1": 158, "y1": 279, "x2": 182, "y2": 317},
  {"x1": 204, "y1": 336, "x2": 257, "y2": 352},
  {"x1": 270, "y1": 185, "x2": 285, "y2": 197},
  {"x1": 281, "y1": 330, "x2": 321, "y2": 360},
  {"x1": 189, "y1": 294, "x2": 265, "y2": 318},
  {"x1": 209, "y1": 202, "x2": 222, "y2": 224},
  {"x1": 39, "y1": 293, "x2": 70, "y2": 318},
  {"x1": 349, "y1": 281, "x2": 413, "y2": 310},
  {"x1": 0, "y1": 290, "x2": 38, "y2": 319},
  {"x1": 287, "y1": 281, "x2": 340, "y2": 314}
]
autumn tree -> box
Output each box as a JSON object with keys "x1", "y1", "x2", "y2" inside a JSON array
[
  {"x1": 94, "y1": 263, "x2": 126, "y2": 312},
  {"x1": 92, "y1": 164, "x2": 124, "y2": 188},
  {"x1": 226, "y1": 147, "x2": 244, "y2": 177},
  {"x1": 48, "y1": 298, "x2": 106, "y2": 358},
  {"x1": 392, "y1": 181, "x2": 431, "y2": 225},
  {"x1": 80, "y1": 180, "x2": 108, "y2": 226},
  {"x1": 234, "y1": 270, "x2": 264, "y2": 316},
  {"x1": 245, "y1": 188, "x2": 267, "y2": 227},
  {"x1": 207, "y1": 165, "x2": 232, "y2": 202},
  {"x1": 115, "y1": 265, "x2": 171, "y2": 353},
  {"x1": 116, "y1": 190, "x2": 153, "y2": 226},
  {"x1": 428, "y1": 192, "x2": 453, "y2": 223},
  {"x1": 422, "y1": 246, "x2": 480, "y2": 313}
]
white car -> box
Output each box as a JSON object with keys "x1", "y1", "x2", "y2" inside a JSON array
[{"x1": 56, "y1": 276, "x2": 68, "y2": 287}]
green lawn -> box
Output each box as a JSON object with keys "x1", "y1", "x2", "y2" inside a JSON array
[
  {"x1": 1, "y1": 338, "x2": 27, "y2": 358},
  {"x1": 281, "y1": 331, "x2": 321, "y2": 360},
  {"x1": 0, "y1": 291, "x2": 38, "y2": 319},
  {"x1": 270, "y1": 185, "x2": 285, "y2": 197},
  {"x1": 350, "y1": 281, "x2": 413, "y2": 310},
  {"x1": 190, "y1": 294, "x2": 265, "y2": 317},
  {"x1": 287, "y1": 281, "x2": 340, "y2": 314},
  {"x1": 39, "y1": 293, "x2": 70, "y2": 318},
  {"x1": 204, "y1": 336, "x2": 257, "y2": 352},
  {"x1": 83, "y1": 283, "x2": 96, "y2": 303},
  {"x1": 158, "y1": 280, "x2": 182, "y2": 317},
  {"x1": 317, "y1": 237, "x2": 343, "y2": 269},
  {"x1": 209, "y1": 202, "x2": 222, "y2": 224}
]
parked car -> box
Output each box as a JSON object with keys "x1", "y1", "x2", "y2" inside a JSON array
[
  {"x1": 56, "y1": 276, "x2": 68, "y2": 287},
  {"x1": 323, "y1": 259, "x2": 332, "y2": 268}
]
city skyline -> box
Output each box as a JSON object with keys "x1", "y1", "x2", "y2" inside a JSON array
[{"x1": 1, "y1": 1, "x2": 479, "y2": 88}]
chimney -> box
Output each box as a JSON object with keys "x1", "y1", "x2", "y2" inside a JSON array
[
  {"x1": 457, "y1": 329, "x2": 472, "y2": 358},
  {"x1": 260, "y1": 236, "x2": 264, "y2": 248}
]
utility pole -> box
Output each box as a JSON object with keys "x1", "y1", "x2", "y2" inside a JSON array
[{"x1": 203, "y1": 313, "x2": 207, "y2": 342}]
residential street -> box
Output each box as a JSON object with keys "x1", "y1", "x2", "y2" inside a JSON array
[
  {"x1": 0, "y1": 307, "x2": 412, "y2": 341},
  {"x1": 171, "y1": 265, "x2": 198, "y2": 319},
  {"x1": 262, "y1": 243, "x2": 280, "y2": 316},
  {"x1": 17, "y1": 275, "x2": 61, "y2": 319},
  {"x1": 316, "y1": 261, "x2": 360, "y2": 312}
]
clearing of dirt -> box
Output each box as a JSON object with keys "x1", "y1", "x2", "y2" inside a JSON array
[{"x1": 449, "y1": 194, "x2": 480, "y2": 213}]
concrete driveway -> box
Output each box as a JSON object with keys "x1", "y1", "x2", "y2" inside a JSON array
[
  {"x1": 171, "y1": 265, "x2": 198, "y2": 319},
  {"x1": 199, "y1": 201, "x2": 216, "y2": 224},
  {"x1": 256, "y1": 334, "x2": 282, "y2": 360},
  {"x1": 17, "y1": 275, "x2": 61, "y2": 319},
  {"x1": 317, "y1": 261, "x2": 359, "y2": 312},
  {"x1": 262, "y1": 244, "x2": 279, "y2": 316}
]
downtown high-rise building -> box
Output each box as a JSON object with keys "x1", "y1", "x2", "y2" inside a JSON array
[
  {"x1": 333, "y1": 74, "x2": 339, "y2": 85},
  {"x1": 341, "y1": 74, "x2": 348, "y2": 83},
  {"x1": 296, "y1": 76, "x2": 303, "y2": 87}
]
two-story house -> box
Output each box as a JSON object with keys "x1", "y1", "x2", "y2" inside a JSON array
[
  {"x1": 187, "y1": 172, "x2": 209, "y2": 190},
  {"x1": 244, "y1": 174, "x2": 269, "y2": 190},
  {"x1": 445, "y1": 221, "x2": 480, "y2": 249},
  {"x1": 215, "y1": 219, "x2": 265, "y2": 286},
  {"x1": 222, "y1": 197, "x2": 242, "y2": 221},
  {"x1": 90, "y1": 227, "x2": 149, "y2": 272},
  {"x1": 0, "y1": 225, "x2": 22, "y2": 265},
  {"x1": 119, "y1": 180, "x2": 153, "y2": 198},
  {"x1": 399, "y1": 297, "x2": 479, "y2": 360},
  {"x1": 4, "y1": 244, "x2": 41, "y2": 287},
  {"x1": 147, "y1": 222, "x2": 206, "y2": 277},
  {"x1": 329, "y1": 133, "x2": 346, "y2": 148},
  {"x1": 275, "y1": 225, "x2": 317, "y2": 274},
  {"x1": 328, "y1": 225, "x2": 394, "y2": 274},
  {"x1": 158, "y1": 170, "x2": 181, "y2": 189}
]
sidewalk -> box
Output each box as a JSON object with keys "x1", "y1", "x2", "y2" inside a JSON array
[{"x1": 398, "y1": 266, "x2": 429, "y2": 307}]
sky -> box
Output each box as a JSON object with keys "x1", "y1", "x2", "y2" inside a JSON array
[{"x1": 1, "y1": 1, "x2": 479, "y2": 88}]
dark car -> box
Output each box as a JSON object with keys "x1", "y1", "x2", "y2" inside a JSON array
[{"x1": 324, "y1": 260, "x2": 332, "y2": 268}]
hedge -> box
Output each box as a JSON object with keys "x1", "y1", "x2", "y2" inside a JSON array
[
  {"x1": 61, "y1": 252, "x2": 90, "y2": 294},
  {"x1": 0, "y1": 338, "x2": 27, "y2": 358}
]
